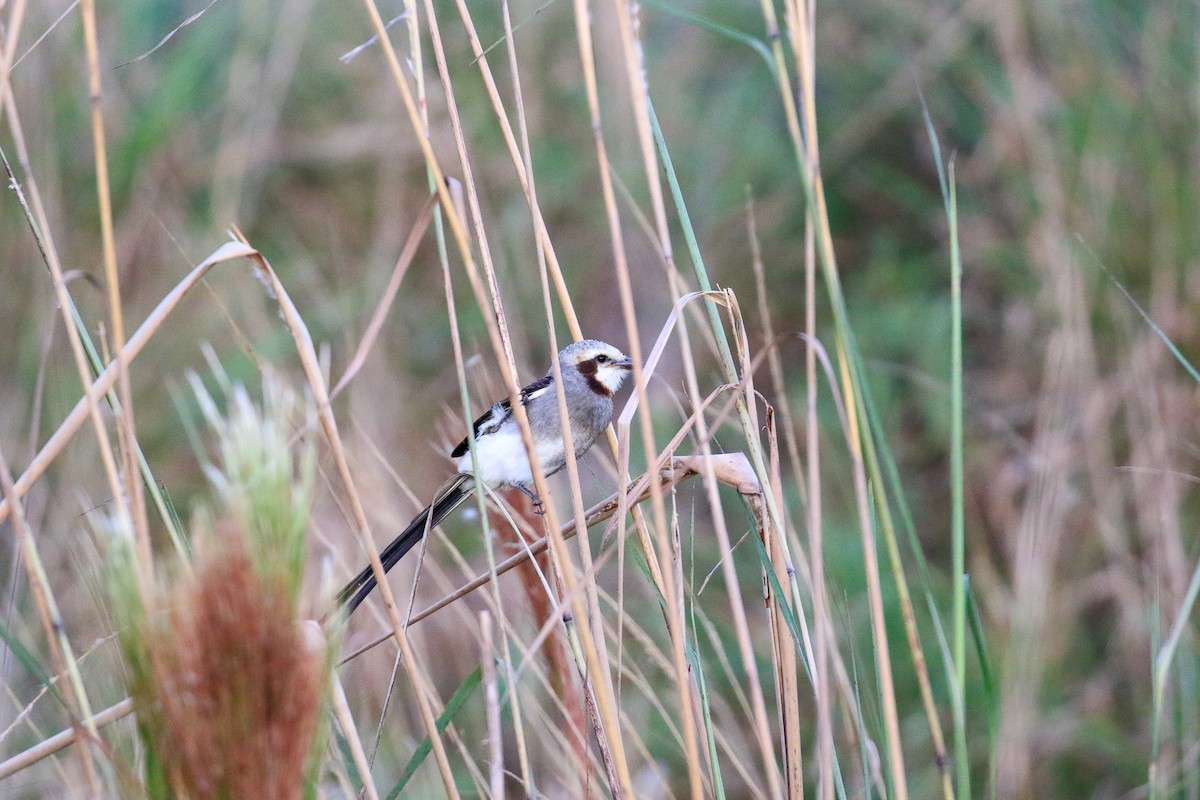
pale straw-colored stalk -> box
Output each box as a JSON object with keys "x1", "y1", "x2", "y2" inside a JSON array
[{"x1": 79, "y1": 0, "x2": 154, "y2": 581}]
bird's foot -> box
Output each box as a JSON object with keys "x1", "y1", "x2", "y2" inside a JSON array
[{"x1": 513, "y1": 482, "x2": 545, "y2": 515}]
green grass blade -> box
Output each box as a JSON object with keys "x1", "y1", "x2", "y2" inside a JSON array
[
  {"x1": 385, "y1": 664, "x2": 485, "y2": 799},
  {"x1": 920, "y1": 101, "x2": 969, "y2": 800},
  {"x1": 746, "y1": 521, "x2": 813, "y2": 683},
  {"x1": 686, "y1": 636, "x2": 726, "y2": 799},
  {"x1": 1087, "y1": 243, "x2": 1200, "y2": 386},
  {"x1": 641, "y1": 0, "x2": 775, "y2": 75},
  {"x1": 966, "y1": 578, "x2": 998, "y2": 798},
  {"x1": 849, "y1": 646, "x2": 877, "y2": 800},
  {"x1": 1150, "y1": 596, "x2": 1162, "y2": 800},
  {"x1": 947, "y1": 162, "x2": 969, "y2": 800},
  {"x1": 334, "y1": 728, "x2": 364, "y2": 789},
  {"x1": 0, "y1": 618, "x2": 68, "y2": 710}
]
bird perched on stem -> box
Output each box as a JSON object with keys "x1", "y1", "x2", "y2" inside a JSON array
[{"x1": 338, "y1": 339, "x2": 633, "y2": 615}]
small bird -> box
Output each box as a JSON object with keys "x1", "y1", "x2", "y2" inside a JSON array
[{"x1": 338, "y1": 339, "x2": 633, "y2": 614}]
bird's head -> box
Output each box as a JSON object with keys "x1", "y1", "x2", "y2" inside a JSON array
[{"x1": 560, "y1": 339, "x2": 633, "y2": 397}]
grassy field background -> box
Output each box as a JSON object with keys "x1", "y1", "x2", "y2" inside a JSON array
[{"x1": 1, "y1": 0, "x2": 1198, "y2": 797}]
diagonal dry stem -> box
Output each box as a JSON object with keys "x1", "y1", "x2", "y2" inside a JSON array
[
  {"x1": 331, "y1": 673, "x2": 381, "y2": 800},
  {"x1": 0, "y1": 446, "x2": 102, "y2": 792},
  {"x1": 237, "y1": 236, "x2": 460, "y2": 799}
]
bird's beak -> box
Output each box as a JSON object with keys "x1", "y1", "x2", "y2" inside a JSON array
[{"x1": 615, "y1": 356, "x2": 634, "y2": 370}]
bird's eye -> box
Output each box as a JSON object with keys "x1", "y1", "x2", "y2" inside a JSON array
[{"x1": 595, "y1": 354, "x2": 609, "y2": 364}]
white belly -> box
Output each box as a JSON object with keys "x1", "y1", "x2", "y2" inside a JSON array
[{"x1": 454, "y1": 428, "x2": 567, "y2": 488}]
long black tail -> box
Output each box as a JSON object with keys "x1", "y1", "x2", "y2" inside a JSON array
[{"x1": 338, "y1": 474, "x2": 473, "y2": 615}]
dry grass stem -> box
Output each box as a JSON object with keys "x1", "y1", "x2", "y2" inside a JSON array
[{"x1": 0, "y1": 447, "x2": 102, "y2": 792}]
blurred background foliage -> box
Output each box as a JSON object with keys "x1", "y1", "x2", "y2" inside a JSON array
[{"x1": 3, "y1": 0, "x2": 1200, "y2": 796}]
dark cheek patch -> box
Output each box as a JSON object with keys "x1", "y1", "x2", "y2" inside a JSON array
[{"x1": 577, "y1": 359, "x2": 611, "y2": 396}]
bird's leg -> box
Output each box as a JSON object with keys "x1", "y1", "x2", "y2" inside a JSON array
[{"x1": 512, "y1": 482, "x2": 545, "y2": 515}]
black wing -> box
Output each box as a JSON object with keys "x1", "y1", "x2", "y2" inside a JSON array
[{"x1": 451, "y1": 374, "x2": 554, "y2": 458}]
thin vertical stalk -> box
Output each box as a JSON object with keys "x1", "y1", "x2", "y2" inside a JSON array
[
  {"x1": 749, "y1": 194, "x2": 822, "y2": 797},
  {"x1": 647, "y1": 101, "x2": 794, "y2": 577},
  {"x1": 839, "y1": 339, "x2": 909, "y2": 800},
  {"x1": 805, "y1": 204, "x2": 834, "y2": 800},
  {"x1": 948, "y1": 162, "x2": 970, "y2": 800},
  {"x1": 682, "y1": 307, "x2": 787, "y2": 793},
  {"x1": 762, "y1": 426, "x2": 804, "y2": 798},
  {"x1": 78, "y1": 0, "x2": 153, "y2": 578},
  {"x1": 481, "y1": 611, "x2": 504, "y2": 800},
  {"x1": 923, "y1": 107, "x2": 967, "y2": 799}
]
